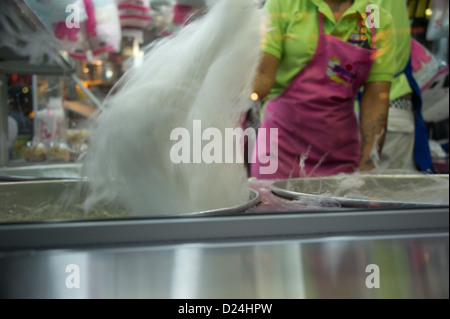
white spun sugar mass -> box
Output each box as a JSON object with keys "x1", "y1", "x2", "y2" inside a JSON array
[{"x1": 81, "y1": 0, "x2": 261, "y2": 216}]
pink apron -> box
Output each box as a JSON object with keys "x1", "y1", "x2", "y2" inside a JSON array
[{"x1": 251, "y1": 13, "x2": 377, "y2": 179}]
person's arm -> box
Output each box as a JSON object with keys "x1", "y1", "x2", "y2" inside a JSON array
[
  {"x1": 252, "y1": 52, "x2": 279, "y2": 100},
  {"x1": 358, "y1": 81, "x2": 391, "y2": 171}
]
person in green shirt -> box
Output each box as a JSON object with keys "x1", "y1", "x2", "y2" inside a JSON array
[
  {"x1": 250, "y1": 0, "x2": 396, "y2": 178},
  {"x1": 372, "y1": 0, "x2": 432, "y2": 172}
]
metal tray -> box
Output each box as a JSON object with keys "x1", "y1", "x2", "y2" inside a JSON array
[
  {"x1": 271, "y1": 174, "x2": 449, "y2": 208},
  {"x1": 0, "y1": 180, "x2": 260, "y2": 223}
]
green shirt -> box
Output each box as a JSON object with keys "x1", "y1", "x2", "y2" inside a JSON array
[
  {"x1": 261, "y1": 0, "x2": 397, "y2": 100},
  {"x1": 371, "y1": 0, "x2": 412, "y2": 100}
]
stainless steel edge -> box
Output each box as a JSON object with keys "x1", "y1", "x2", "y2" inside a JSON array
[
  {"x1": 178, "y1": 188, "x2": 261, "y2": 217},
  {"x1": 0, "y1": 207, "x2": 448, "y2": 251}
]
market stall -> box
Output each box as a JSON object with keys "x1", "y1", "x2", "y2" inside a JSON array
[{"x1": 0, "y1": 0, "x2": 448, "y2": 299}]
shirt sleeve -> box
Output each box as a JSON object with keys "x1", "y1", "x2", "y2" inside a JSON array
[
  {"x1": 260, "y1": 0, "x2": 284, "y2": 59},
  {"x1": 365, "y1": 7, "x2": 397, "y2": 83}
]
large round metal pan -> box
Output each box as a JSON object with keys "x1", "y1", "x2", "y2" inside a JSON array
[
  {"x1": 0, "y1": 179, "x2": 260, "y2": 223},
  {"x1": 271, "y1": 174, "x2": 449, "y2": 208}
]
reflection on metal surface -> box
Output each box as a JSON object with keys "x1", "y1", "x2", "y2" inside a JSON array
[
  {"x1": 271, "y1": 174, "x2": 449, "y2": 208},
  {"x1": 0, "y1": 234, "x2": 448, "y2": 298},
  {"x1": 0, "y1": 167, "x2": 447, "y2": 299},
  {"x1": 170, "y1": 247, "x2": 202, "y2": 298}
]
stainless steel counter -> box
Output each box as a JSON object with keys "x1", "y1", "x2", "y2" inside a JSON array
[
  {"x1": 0, "y1": 232, "x2": 448, "y2": 299},
  {"x1": 0, "y1": 204, "x2": 448, "y2": 299},
  {"x1": 0, "y1": 169, "x2": 448, "y2": 299}
]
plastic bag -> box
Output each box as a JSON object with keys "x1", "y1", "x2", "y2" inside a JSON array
[
  {"x1": 426, "y1": 0, "x2": 449, "y2": 41},
  {"x1": 411, "y1": 39, "x2": 449, "y2": 123},
  {"x1": 117, "y1": 0, "x2": 153, "y2": 30},
  {"x1": 53, "y1": 0, "x2": 121, "y2": 60}
]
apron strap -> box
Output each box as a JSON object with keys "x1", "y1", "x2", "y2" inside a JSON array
[
  {"x1": 318, "y1": 12, "x2": 324, "y2": 34},
  {"x1": 368, "y1": 17, "x2": 377, "y2": 51},
  {"x1": 403, "y1": 58, "x2": 434, "y2": 172}
]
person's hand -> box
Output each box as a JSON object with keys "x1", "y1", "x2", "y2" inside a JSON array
[{"x1": 357, "y1": 160, "x2": 376, "y2": 172}]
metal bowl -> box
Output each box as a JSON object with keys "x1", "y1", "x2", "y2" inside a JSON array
[
  {"x1": 0, "y1": 179, "x2": 260, "y2": 223},
  {"x1": 271, "y1": 174, "x2": 449, "y2": 208}
]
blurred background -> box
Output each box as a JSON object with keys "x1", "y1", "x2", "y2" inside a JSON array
[
  {"x1": 0, "y1": 0, "x2": 448, "y2": 300},
  {"x1": 0, "y1": 0, "x2": 447, "y2": 171},
  {"x1": 0, "y1": 0, "x2": 222, "y2": 166}
]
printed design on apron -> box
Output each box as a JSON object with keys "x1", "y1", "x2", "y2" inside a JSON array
[
  {"x1": 327, "y1": 18, "x2": 370, "y2": 87},
  {"x1": 326, "y1": 57, "x2": 358, "y2": 86}
]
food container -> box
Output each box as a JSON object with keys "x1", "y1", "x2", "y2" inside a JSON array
[
  {"x1": 0, "y1": 179, "x2": 260, "y2": 223},
  {"x1": 271, "y1": 174, "x2": 449, "y2": 208}
]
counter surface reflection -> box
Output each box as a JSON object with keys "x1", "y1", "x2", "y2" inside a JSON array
[
  {"x1": 0, "y1": 233, "x2": 448, "y2": 299},
  {"x1": 0, "y1": 165, "x2": 448, "y2": 299}
]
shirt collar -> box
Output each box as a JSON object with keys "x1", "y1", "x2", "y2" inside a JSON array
[{"x1": 310, "y1": 0, "x2": 369, "y2": 21}]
